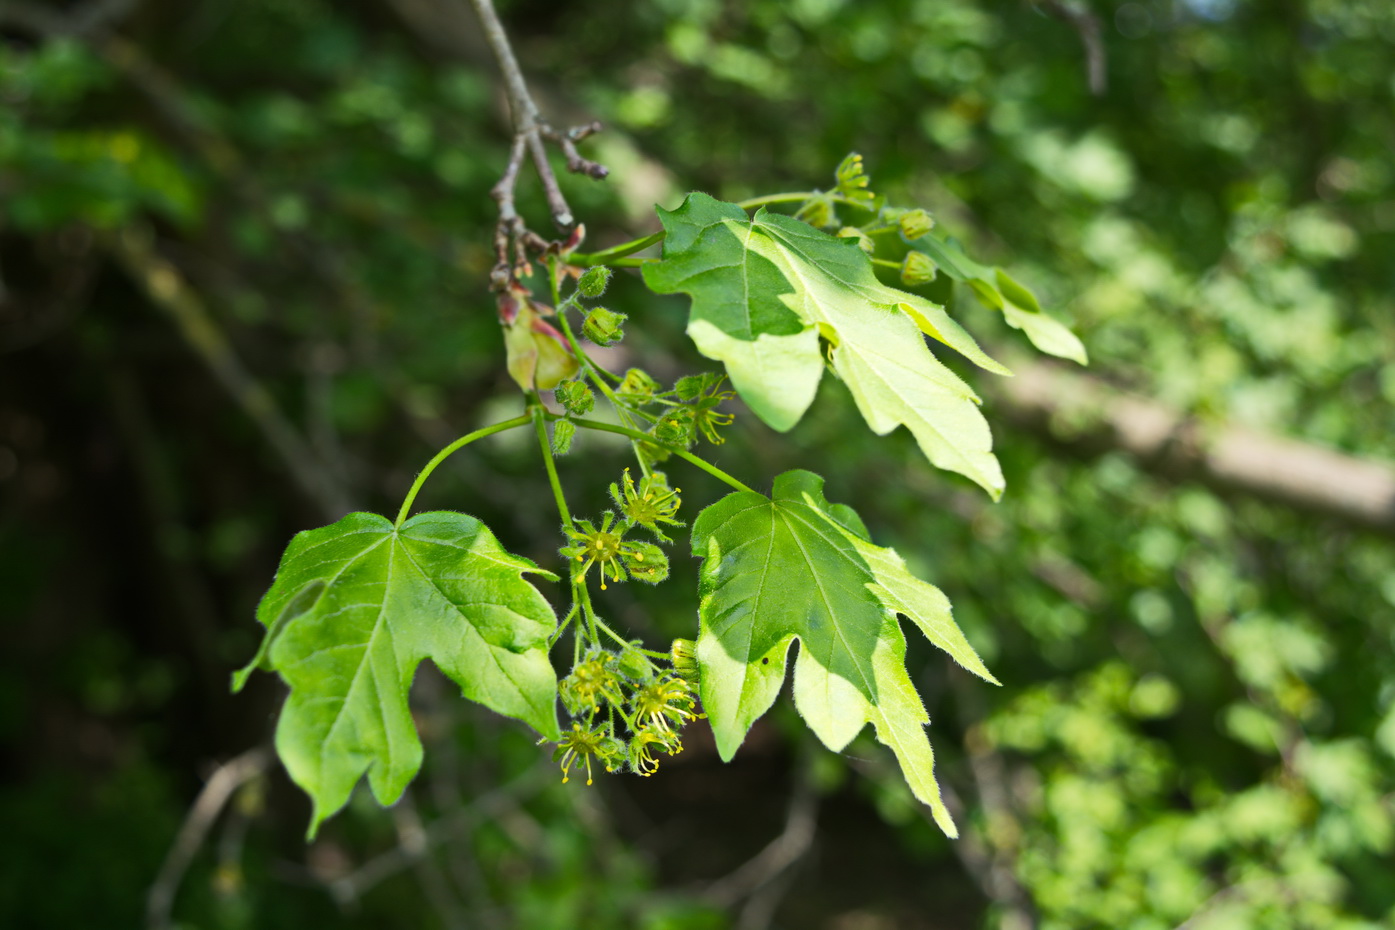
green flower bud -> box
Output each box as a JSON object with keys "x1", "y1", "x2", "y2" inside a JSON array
[
  {"x1": 674, "y1": 372, "x2": 722, "y2": 401},
  {"x1": 897, "y1": 208, "x2": 935, "y2": 240},
  {"x1": 834, "y1": 152, "x2": 874, "y2": 201},
  {"x1": 622, "y1": 542, "x2": 669, "y2": 584},
  {"x1": 795, "y1": 195, "x2": 835, "y2": 229},
  {"x1": 551, "y1": 418, "x2": 576, "y2": 455},
  {"x1": 576, "y1": 265, "x2": 612, "y2": 298},
  {"x1": 900, "y1": 250, "x2": 938, "y2": 287},
  {"x1": 582, "y1": 307, "x2": 627, "y2": 347},
  {"x1": 670, "y1": 639, "x2": 699, "y2": 687},
  {"x1": 617, "y1": 646, "x2": 653, "y2": 681},
  {"x1": 618, "y1": 368, "x2": 660, "y2": 403},
  {"x1": 837, "y1": 227, "x2": 875, "y2": 254},
  {"x1": 651, "y1": 408, "x2": 694, "y2": 448},
  {"x1": 554, "y1": 380, "x2": 595, "y2": 417}
]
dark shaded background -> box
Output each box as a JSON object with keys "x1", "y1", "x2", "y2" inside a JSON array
[{"x1": 2, "y1": 0, "x2": 1393, "y2": 927}]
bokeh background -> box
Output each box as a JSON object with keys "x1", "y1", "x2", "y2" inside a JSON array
[{"x1": 2, "y1": 0, "x2": 1393, "y2": 927}]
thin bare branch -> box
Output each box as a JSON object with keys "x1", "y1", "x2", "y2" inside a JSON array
[
  {"x1": 465, "y1": 0, "x2": 609, "y2": 285},
  {"x1": 326, "y1": 764, "x2": 552, "y2": 905},
  {"x1": 106, "y1": 226, "x2": 352, "y2": 520},
  {"x1": 1034, "y1": 0, "x2": 1108, "y2": 95},
  {"x1": 702, "y1": 773, "x2": 819, "y2": 913},
  {"x1": 147, "y1": 746, "x2": 273, "y2": 930}
]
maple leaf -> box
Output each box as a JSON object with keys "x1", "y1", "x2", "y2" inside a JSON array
[
  {"x1": 690, "y1": 470, "x2": 997, "y2": 836},
  {"x1": 233, "y1": 511, "x2": 559, "y2": 836},
  {"x1": 644, "y1": 192, "x2": 1011, "y2": 498}
]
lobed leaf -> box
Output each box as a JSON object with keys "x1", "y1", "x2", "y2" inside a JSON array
[
  {"x1": 913, "y1": 233, "x2": 1088, "y2": 365},
  {"x1": 644, "y1": 193, "x2": 1009, "y2": 498},
  {"x1": 690, "y1": 470, "x2": 997, "y2": 836},
  {"x1": 233, "y1": 511, "x2": 560, "y2": 836}
]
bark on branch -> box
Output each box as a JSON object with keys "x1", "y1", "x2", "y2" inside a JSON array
[
  {"x1": 994, "y1": 362, "x2": 1395, "y2": 534},
  {"x1": 465, "y1": 0, "x2": 608, "y2": 287}
]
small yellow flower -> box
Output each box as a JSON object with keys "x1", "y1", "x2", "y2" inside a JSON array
[{"x1": 553, "y1": 722, "x2": 624, "y2": 786}]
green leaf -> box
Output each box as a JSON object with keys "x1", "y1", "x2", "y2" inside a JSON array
[
  {"x1": 234, "y1": 511, "x2": 560, "y2": 836},
  {"x1": 690, "y1": 470, "x2": 997, "y2": 836},
  {"x1": 914, "y1": 233, "x2": 1088, "y2": 365},
  {"x1": 645, "y1": 192, "x2": 1009, "y2": 497}
]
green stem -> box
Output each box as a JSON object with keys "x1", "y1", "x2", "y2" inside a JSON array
[
  {"x1": 567, "y1": 416, "x2": 755, "y2": 494},
  {"x1": 736, "y1": 192, "x2": 817, "y2": 210},
  {"x1": 736, "y1": 190, "x2": 877, "y2": 212},
  {"x1": 871, "y1": 257, "x2": 901, "y2": 270},
  {"x1": 394, "y1": 414, "x2": 532, "y2": 526},
  {"x1": 575, "y1": 579, "x2": 600, "y2": 643},
  {"x1": 568, "y1": 230, "x2": 665, "y2": 266},
  {"x1": 531, "y1": 402, "x2": 573, "y2": 531}
]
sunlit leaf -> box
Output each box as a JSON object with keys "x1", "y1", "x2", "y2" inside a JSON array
[
  {"x1": 645, "y1": 192, "x2": 1010, "y2": 497},
  {"x1": 691, "y1": 470, "x2": 997, "y2": 836},
  {"x1": 233, "y1": 511, "x2": 559, "y2": 836}
]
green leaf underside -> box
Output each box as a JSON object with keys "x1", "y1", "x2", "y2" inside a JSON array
[
  {"x1": 234, "y1": 511, "x2": 559, "y2": 837},
  {"x1": 690, "y1": 470, "x2": 997, "y2": 837},
  {"x1": 644, "y1": 192, "x2": 1008, "y2": 498},
  {"x1": 914, "y1": 233, "x2": 1088, "y2": 365}
]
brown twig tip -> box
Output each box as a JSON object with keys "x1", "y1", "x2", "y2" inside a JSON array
[{"x1": 468, "y1": 0, "x2": 610, "y2": 281}]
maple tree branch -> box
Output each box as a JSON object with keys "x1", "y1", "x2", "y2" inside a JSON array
[
  {"x1": 466, "y1": 0, "x2": 609, "y2": 287},
  {"x1": 993, "y1": 362, "x2": 1395, "y2": 534}
]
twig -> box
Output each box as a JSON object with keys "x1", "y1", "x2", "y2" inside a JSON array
[
  {"x1": 147, "y1": 746, "x2": 273, "y2": 930},
  {"x1": 106, "y1": 226, "x2": 352, "y2": 520},
  {"x1": 943, "y1": 672, "x2": 1038, "y2": 929},
  {"x1": 1034, "y1": 0, "x2": 1107, "y2": 95},
  {"x1": 0, "y1": 0, "x2": 139, "y2": 38},
  {"x1": 326, "y1": 764, "x2": 552, "y2": 905},
  {"x1": 466, "y1": 0, "x2": 609, "y2": 286},
  {"x1": 701, "y1": 772, "x2": 819, "y2": 912}
]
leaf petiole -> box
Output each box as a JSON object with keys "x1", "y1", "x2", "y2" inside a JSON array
[
  {"x1": 531, "y1": 401, "x2": 574, "y2": 531},
  {"x1": 565, "y1": 415, "x2": 755, "y2": 494},
  {"x1": 567, "y1": 230, "x2": 665, "y2": 266},
  {"x1": 394, "y1": 414, "x2": 533, "y2": 526}
]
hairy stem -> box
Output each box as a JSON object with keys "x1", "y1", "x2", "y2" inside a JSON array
[
  {"x1": 530, "y1": 402, "x2": 574, "y2": 530},
  {"x1": 567, "y1": 231, "x2": 665, "y2": 266},
  {"x1": 394, "y1": 414, "x2": 532, "y2": 526},
  {"x1": 567, "y1": 416, "x2": 755, "y2": 494}
]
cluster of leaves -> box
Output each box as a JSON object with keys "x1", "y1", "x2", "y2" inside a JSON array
[
  {"x1": 232, "y1": 150, "x2": 1083, "y2": 839},
  {"x1": 644, "y1": 156, "x2": 1083, "y2": 500}
]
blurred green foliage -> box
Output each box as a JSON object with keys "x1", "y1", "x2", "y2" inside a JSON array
[{"x1": 1, "y1": 0, "x2": 1392, "y2": 927}]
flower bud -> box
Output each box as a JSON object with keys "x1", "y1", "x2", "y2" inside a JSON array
[
  {"x1": 502, "y1": 297, "x2": 579, "y2": 391},
  {"x1": 617, "y1": 646, "x2": 653, "y2": 681},
  {"x1": 551, "y1": 418, "x2": 576, "y2": 455},
  {"x1": 795, "y1": 196, "x2": 835, "y2": 229},
  {"x1": 618, "y1": 368, "x2": 660, "y2": 403},
  {"x1": 670, "y1": 639, "x2": 699, "y2": 687},
  {"x1": 622, "y1": 542, "x2": 669, "y2": 584},
  {"x1": 554, "y1": 380, "x2": 595, "y2": 417},
  {"x1": 576, "y1": 265, "x2": 612, "y2": 298},
  {"x1": 900, "y1": 250, "x2": 938, "y2": 287},
  {"x1": 582, "y1": 306, "x2": 627, "y2": 346},
  {"x1": 651, "y1": 408, "x2": 694, "y2": 448},
  {"x1": 837, "y1": 227, "x2": 875, "y2": 254},
  {"x1": 897, "y1": 208, "x2": 935, "y2": 240}
]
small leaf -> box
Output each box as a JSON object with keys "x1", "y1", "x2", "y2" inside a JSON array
[
  {"x1": 914, "y1": 234, "x2": 1088, "y2": 365},
  {"x1": 240, "y1": 511, "x2": 560, "y2": 837},
  {"x1": 690, "y1": 470, "x2": 997, "y2": 836}
]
